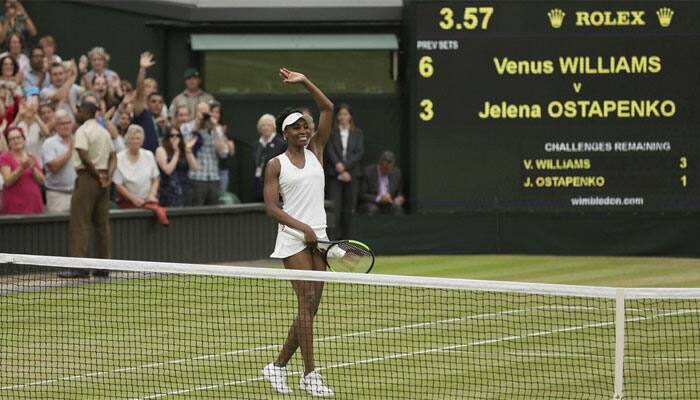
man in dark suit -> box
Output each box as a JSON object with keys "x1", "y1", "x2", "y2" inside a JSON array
[
  {"x1": 359, "y1": 151, "x2": 404, "y2": 215},
  {"x1": 324, "y1": 104, "x2": 364, "y2": 239}
]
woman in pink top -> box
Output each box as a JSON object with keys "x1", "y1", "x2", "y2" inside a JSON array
[{"x1": 0, "y1": 126, "x2": 44, "y2": 214}]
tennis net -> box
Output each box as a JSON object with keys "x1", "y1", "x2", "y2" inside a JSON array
[{"x1": 1, "y1": 253, "x2": 698, "y2": 399}]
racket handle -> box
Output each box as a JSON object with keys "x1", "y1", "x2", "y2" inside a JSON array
[
  {"x1": 281, "y1": 225, "x2": 330, "y2": 250},
  {"x1": 281, "y1": 225, "x2": 305, "y2": 240}
]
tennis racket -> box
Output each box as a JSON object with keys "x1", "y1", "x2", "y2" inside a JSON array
[{"x1": 282, "y1": 226, "x2": 375, "y2": 273}]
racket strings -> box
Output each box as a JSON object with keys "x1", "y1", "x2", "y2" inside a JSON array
[{"x1": 326, "y1": 242, "x2": 374, "y2": 273}]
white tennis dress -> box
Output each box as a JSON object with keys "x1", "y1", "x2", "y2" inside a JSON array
[{"x1": 270, "y1": 149, "x2": 328, "y2": 258}]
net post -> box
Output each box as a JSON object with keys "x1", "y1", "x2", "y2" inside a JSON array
[{"x1": 613, "y1": 288, "x2": 625, "y2": 399}]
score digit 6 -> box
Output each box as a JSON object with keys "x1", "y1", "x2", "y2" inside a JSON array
[{"x1": 419, "y1": 56, "x2": 434, "y2": 78}]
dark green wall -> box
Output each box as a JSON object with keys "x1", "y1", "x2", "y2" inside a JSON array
[
  {"x1": 221, "y1": 94, "x2": 401, "y2": 201},
  {"x1": 24, "y1": 2, "x2": 403, "y2": 201},
  {"x1": 23, "y1": 1, "x2": 192, "y2": 101},
  {"x1": 0, "y1": 205, "x2": 278, "y2": 263},
  {"x1": 354, "y1": 211, "x2": 700, "y2": 257}
]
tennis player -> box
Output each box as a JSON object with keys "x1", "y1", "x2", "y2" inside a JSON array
[{"x1": 261, "y1": 68, "x2": 334, "y2": 397}]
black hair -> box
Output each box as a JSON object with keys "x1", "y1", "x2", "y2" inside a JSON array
[
  {"x1": 275, "y1": 107, "x2": 303, "y2": 135},
  {"x1": 0, "y1": 55, "x2": 18, "y2": 76},
  {"x1": 30, "y1": 44, "x2": 43, "y2": 55},
  {"x1": 79, "y1": 101, "x2": 98, "y2": 117},
  {"x1": 162, "y1": 127, "x2": 186, "y2": 157},
  {"x1": 147, "y1": 91, "x2": 163, "y2": 101}
]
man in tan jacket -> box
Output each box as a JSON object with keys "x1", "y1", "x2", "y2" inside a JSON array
[{"x1": 62, "y1": 101, "x2": 115, "y2": 278}]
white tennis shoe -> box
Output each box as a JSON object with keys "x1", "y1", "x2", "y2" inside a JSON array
[
  {"x1": 262, "y1": 363, "x2": 292, "y2": 394},
  {"x1": 300, "y1": 370, "x2": 334, "y2": 397}
]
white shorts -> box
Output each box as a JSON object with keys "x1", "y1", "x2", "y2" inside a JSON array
[{"x1": 270, "y1": 226, "x2": 328, "y2": 259}]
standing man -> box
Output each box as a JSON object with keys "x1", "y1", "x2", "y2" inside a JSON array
[
  {"x1": 22, "y1": 44, "x2": 48, "y2": 90},
  {"x1": 183, "y1": 101, "x2": 228, "y2": 205},
  {"x1": 133, "y1": 52, "x2": 165, "y2": 153},
  {"x1": 168, "y1": 67, "x2": 213, "y2": 121},
  {"x1": 40, "y1": 109, "x2": 75, "y2": 213},
  {"x1": 40, "y1": 60, "x2": 82, "y2": 119},
  {"x1": 63, "y1": 101, "x2": 115, "y2": 278}
]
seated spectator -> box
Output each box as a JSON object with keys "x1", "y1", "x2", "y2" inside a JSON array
[
  {"x1": 79, "y1": 46, "x2": 120, "y2": 91},
  {"x1": 169, "y1": 67, "x2": 213, "y2": 120},
  {"x1": 113, "y1": 124, "x2": 169, "y2": 225},
  {"x1": 0, "y1": 126, "x2": 44, "y2": 214},
  {"x1": 155, "y1": 127, "x2": 197, "y2": 207},
  {"x1": 209, "y1": 100, "x2": 235, "y2": 193},
  {"x1": 40, "y1": 109, "x2": 74, "y2": 213},
  {"x1": 0, "y1": 0, "x2": 36, "y2": 44},
  {"x1": 132, "y1": 52, "x2": 165, "y2": 152},
  {"x1": 38, "y1": 35, "x2": 61, "y2": 68},
  {"x1": 182, "y1": 101, "x2": 228, "y2": 206},
  {"x1": 358, "y1": 150, "x2": 404, "y2": 216},
  {"x1": 40, "y1": 60, "x2": 82, "y2": 119},
  {"x1": 251, "y1": 113, "x2": 285, "y2": 202},
  {"x1": 11, "y1": 86, "x2": 49, "y2": 157},
  {"x1": 21, "y1": 44, "x2": 48, "y2": 90},
  {"x1": 0, "y1": 31, "x2": 28, "y2": 72},
  {"x1": 0, "y1": 54, "x2": 21, "y2": 96}
]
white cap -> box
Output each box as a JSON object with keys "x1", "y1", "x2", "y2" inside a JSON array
[{"x1": 281, "y1": 112, "x2": 314, "y2": 132}]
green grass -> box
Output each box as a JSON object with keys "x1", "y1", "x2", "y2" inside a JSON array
[
  {"x1": 370, "y1": 255, "x2": 700, "y2": 287},
  {"x1": 254, "y1": 254, "x2": 700, "y2": 287},
  {"x1": 1, "y1": 256, "x2": 699, "y2": 399}
]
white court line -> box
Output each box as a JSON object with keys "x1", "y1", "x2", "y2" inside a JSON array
[
  {"x1": 132, "y1": 308, "x2": 699, "y2": 399},
  {"x1": 499, "y1": 351, "x2": 700, "y2": 363},
  {"x1": 3, "y1": 306, "x2": 555, "y2": 391}
]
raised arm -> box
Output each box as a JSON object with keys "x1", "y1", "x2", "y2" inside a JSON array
[
  {"x1": 278, "y1": 68, "x2": 333, "y2": 160},
  {"x1": 47, "y1": 61, "x2": 77, "y2": 103},
  {"x1": 133, "y1": 52, "x2": 155, "y2": 117},
  {"x1": 155, "y1": 146, "x2": 178, "y2": 176},
  {"x1": 16, "y1": 2, "x2": 37, "y2": 37}
]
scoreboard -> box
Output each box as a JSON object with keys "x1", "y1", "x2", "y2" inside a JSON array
[{"x1": 409, "y1": 1, "x2": 700, "y2": 211}]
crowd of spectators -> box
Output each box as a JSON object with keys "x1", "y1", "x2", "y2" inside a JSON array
[
  {"x1": 0, "y1": 7, "x2": 237, "y2": 220},
  {"x1": 0, "y1": 0, "x2": 404, "y2": 238}
]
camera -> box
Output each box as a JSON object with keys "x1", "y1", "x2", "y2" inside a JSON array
[{"x1": 201, "y1": 112, "x2": 210, "y2": 120}]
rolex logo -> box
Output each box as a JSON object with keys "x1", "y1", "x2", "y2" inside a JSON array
[
  {"x1": 548, "y1": 9, "x2": 566, "y2": 29},
  {"x1": 656, "y1": 7, "x2": 674, "y2": 27}
]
